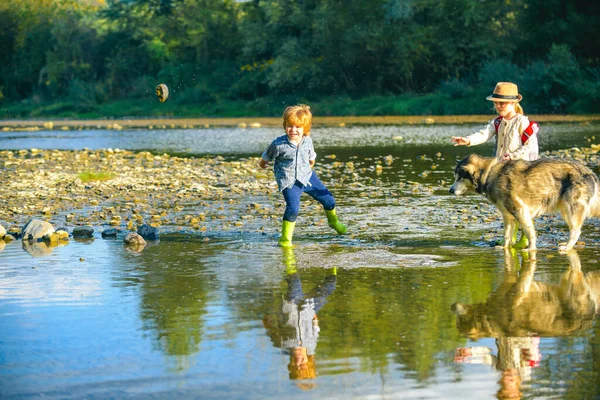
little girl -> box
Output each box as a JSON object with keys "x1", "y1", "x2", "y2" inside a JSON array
[
  {"x1": 451, "y1": 82, "x2": 540, "y2": 247},
  {"x1": 451, "y1": 82, "x2": 539, "y2": 160},
  {"x1": 259, "y1": 104, "x2": 347, "y2": 247}
]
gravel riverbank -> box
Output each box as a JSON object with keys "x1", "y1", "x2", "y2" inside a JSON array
[{"x1": 2, "y1": 143, "x2": 600, "y2": 250}]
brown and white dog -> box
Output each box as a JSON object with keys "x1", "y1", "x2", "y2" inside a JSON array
[{"x1": 449, "y1": 154, "x2": 600, "y2": 251}]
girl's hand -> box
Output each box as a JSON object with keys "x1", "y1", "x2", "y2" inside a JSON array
[
  {"x1": 258, "y1": 159, "x2": 268, "y2": 169},
  {"x1": 451, "y1": 136, "x2": 470, "y2": 146}
]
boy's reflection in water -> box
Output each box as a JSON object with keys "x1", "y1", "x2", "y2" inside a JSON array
[
  {"x1": 263, "y1": 247, "x2": 337, "y2": 383},
  {"x1": 452, "y1": 249, "x2": 600, "y2": 400}
]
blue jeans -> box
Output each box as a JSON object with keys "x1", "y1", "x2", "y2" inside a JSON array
[{"x1": 282, "y1": 172, "x2": 335, "y2": 222}]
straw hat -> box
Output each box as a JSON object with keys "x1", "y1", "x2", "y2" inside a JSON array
[{"x1": 486, "y1": 82, "x2": 522, "y2": 102}]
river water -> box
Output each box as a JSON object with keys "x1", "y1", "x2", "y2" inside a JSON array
[{"x1": 1, "y1": 121, "x2": 600, "y2": 399}]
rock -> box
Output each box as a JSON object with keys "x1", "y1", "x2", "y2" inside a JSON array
[
  {"x1": 72, "y1": 226, "x2": 94, "y2": 238},
  {"x1": 42, "y1": 233, "x2": 60, "y2": 245},
  {"x1": 55, "y1": 230, "x2": 69, "y2": 241},
  {"x1": 137, "y1": 224, "x2": 159, "y2": 240},
  {"x1": 0, "y1": 224, "x2": 5, "y2": 239},
  {"x1": 21, "y1": 219, "x2": 55, "y2": 241},
  {"x1": 7, "y1": 226, "x2": 20, "y2": 239},
  {"x1": 101, "y1": 228, "x2": 119, "y2": 238},
  {"x1": 124, "y1": 232, "x2": 147, "y2": 252},
  {"x1": 4, "y1": 234, "x2": 16, "y2": 242},
  {"x1": 156, "y1": 84, "x2": 169, "y2": 103},
  {"x1": 55, "y1": 228, "x2": 70, "y2": 239}
]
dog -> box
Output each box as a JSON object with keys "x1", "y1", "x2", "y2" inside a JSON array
[{"x1": 449, "y1": 154, "x2": 600, "y2": 251}]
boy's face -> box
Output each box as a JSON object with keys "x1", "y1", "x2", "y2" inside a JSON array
[{"x1": 285, "y1": 124, "x2": 304, "y2": 143}]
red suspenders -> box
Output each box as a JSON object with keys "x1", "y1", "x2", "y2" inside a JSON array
[{"x1": 493, "y1": 116, "x2": 538, "y2": 145}]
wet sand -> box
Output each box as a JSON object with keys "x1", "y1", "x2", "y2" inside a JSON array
[{"x1": 2, "y1": 114, "x2": 599, "y2": 131}]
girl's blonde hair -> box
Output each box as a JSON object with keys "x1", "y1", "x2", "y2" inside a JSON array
[
  {"x1": 515, "y1": 103, "x2": 524, "y2": 114},
  {"x1": 282, "y1": 104, "x2": 312, "y2": 136}
]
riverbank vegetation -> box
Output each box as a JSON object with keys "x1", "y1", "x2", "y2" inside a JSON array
[{"x1": 1, "y1": 0, "x2": 599, "y2": 119}]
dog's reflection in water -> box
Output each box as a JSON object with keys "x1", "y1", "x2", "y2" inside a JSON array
[{"x1": 452, "y1": 249, "x2": 600, "y2": 399}]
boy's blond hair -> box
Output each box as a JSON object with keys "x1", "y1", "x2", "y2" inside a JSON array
[
  {"x1": 288, "y1": 354, "x2": 316, "y2": 380},
  {"x1": 282, "y1": 104, "x2": 312, "y2": 136}
]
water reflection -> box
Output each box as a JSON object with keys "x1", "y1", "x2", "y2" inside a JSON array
[
  {"x1": 263, "y1": 247, "x2": 337, "y2": 384},
  {"x1": 129, "y1": 242, "x2": 214, "y2": 371},
  {"x1": 22, "y1": 238, "x2": 68, "y2": 257},
  {"x1": 452, "y1": 249, "x2": 600, "y2": 399}
]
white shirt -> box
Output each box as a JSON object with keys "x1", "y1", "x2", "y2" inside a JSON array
[{"x1": 467, "y1": 114, "x2": 539, "y2": 161}]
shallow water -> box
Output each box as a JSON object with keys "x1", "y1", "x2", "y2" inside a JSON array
[{"x1": 2, "y1": 122, "x2": 600, "y2": 399}]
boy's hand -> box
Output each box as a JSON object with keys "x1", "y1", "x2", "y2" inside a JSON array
[{"x1": 451, "y1": 136, "x2": 470, "y2": 146}]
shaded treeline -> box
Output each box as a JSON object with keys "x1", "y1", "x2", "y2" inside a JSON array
[{"x1": 1, "y1": 0, "x2": 599, "y2": 117}]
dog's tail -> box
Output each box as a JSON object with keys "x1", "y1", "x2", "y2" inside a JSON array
[{"x1": 590, "y1": 176, "x2": 600, "y2": 218}]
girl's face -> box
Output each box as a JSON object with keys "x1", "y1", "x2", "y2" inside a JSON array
[
  {"x1": 285, "y1": 124, "x2": 304, "y2": 144},
  {"x1": 494, "y1": 101, "x2": 516, "y2": 117}
]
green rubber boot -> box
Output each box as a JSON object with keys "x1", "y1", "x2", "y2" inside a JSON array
[
  {"x1": 513, "y1": 231, "x2": 529, "y2": 249},
  {"x1": 278, "y1": 220, "x2": 295, "y2": 247},
  {"x1": 496, "y1": 223, "x2": 519, "y2": 246},
  {"x1": 325, "y1": 208, "x2": 347, "y2": 235},
  {"x1": 283, "y1": 247, "x2": 297, "y2": 275}
]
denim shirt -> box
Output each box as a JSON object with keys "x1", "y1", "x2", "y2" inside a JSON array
[{"x1": 261, "y1": 135, "x2": 317, "y2": 191}]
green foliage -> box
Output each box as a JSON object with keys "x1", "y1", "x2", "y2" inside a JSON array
[
  {"x1": 1, "y1": 0, "x2": 599, "y2": 117},
  {"x1": 77, "y1": 171, "x2": 116, "y2": 182}
]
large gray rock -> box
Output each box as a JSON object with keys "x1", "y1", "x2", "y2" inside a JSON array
[
  {"x1": 21, "y1": 219, "x2": 55, "y2": 241},
  {"x1": 137, "y1": 224, "x2": 159, "y2": 240}
]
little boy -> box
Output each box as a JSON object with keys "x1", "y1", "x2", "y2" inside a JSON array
[{"x1": 259, "y1": 104, "x2": 347, "y2": 247}]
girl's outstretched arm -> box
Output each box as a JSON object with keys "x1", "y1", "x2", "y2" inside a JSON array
[{"x1": 451, "y1": 136, "x2": 470, "y2": 146}]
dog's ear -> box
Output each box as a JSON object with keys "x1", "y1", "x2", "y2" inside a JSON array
[{"x1": 463, "y1": 165, "x2": 481, "y2": 190}]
